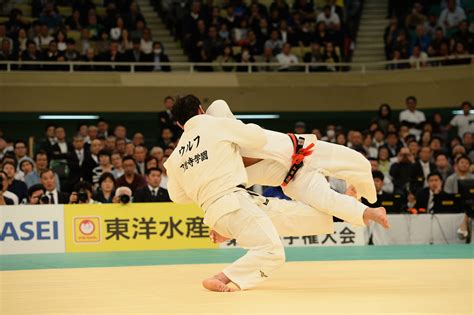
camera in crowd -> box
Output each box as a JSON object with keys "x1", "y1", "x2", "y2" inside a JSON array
[
  {"x1": 115, "y1": 186, "x2": 132, "y2": 205},
  {"x1": 77, "y1": 189, "x2": 89, "y2": 203},
  {"x1": 40, "y1": 194, "x2": 50, "y2": 204}
]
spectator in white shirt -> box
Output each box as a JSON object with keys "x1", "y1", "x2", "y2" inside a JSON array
[
  {"x1": 110, "y1": 17, "x2": 125, "y2": 41},
  {"x1": 316, "y1": 5, "x2": 341, "y2": 30},
  {"x1": 437, "y1": 0, "x2": 466, "y2": 32},
  {"x1": 399, "y1": 95, "x2": 426, "y2": 138},
  {"x1": 34, "y1": 24, "x2": 54, "y2": 50},
  {"x1": 276, "y1": 43, "x2": 298, "y2": 71},
  {"x1": 408, "y1": 45, "x2": 428, "y2": 68},
  {"x1": 140, "y1": 28, "x2": 153, "y2": 54},
  {"x1": 448, "y1": 101, "x2": 473, "y2": 138}
]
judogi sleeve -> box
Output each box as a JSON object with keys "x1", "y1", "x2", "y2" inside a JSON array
[{"x1": 219, "y1": 118, "x2": 267, "y2": 149}]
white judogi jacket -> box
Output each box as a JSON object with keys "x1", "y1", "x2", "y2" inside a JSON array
[
  {"x1": 164, "y1": 114, "x2": 267, "y2": 227},
  {"x1": 207, "y1": 100, "x2": 316, "y2": 186},
  {"x1": 206, "y1": 100, "x2": 376, "y2": 204}
]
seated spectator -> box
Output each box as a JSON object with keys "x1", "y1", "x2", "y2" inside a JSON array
[
  {"x1": 316, "y1": 5, "x2": 340, "y2": 31},
  {"x1": 374, "y1": 170, "x2": 392, "y2": 198},
  {"x1": 410, "y1": 24, "x2": 431, "y2": 55},
  {"x1": 110, "y1": 17, "x2": 125, "y2": 41},
  {"x1": 448, "y1": 101, "x2": 473, "y2": 138},
  {"x1": 145, "y1": 156, "x2": 159, "y2": 171},
  {"x1": 40, "y1": 169, "x2": 70, "y2": 204},
  {"x1": 41, "y1": 40, "x2": 65, "y2": 70},
  {"x1": 20, "y1": 40, "x2": 41, "y2": 70},
  {"x1": 444, "y1": 154, "x2": 473, "y2": 193},
  {"x1": 93, "y1": 172, "x2": 116, "y2": 203},
  {"x1": 434, "y1": 152, "x2": 454, "y2": 180},
  {"x1": 303, "y1": 42, "x2": 325, "y2": 72},
  {"x1": 34, "y1": 24, "x2": 54, "y2": 50},
  {"x1": 124, "y1": 38, "x2": 150, "y2": 71},
  {"x1": 133, "y1": 168, "x2": 171, "y2": 202},
  {"x1": 276, "y1": 43, "x2": 298, "y2": 71},
  {"x1": 369, "y1": 158, "x2": 394, "y2": 193},
  {"x1": 78, "y1": 29, "x2": 91, "y2": 55},
  {"x1": 151, "y1": 41, "x2": 171, "y2": 72},
  {"x1": 446, "y1": 41, "x2": 471, "y2": 65},
  {"x1": 2, "y1": 161, "x2": 27, "y2": 203},
  {"x1": 25, "y1": 151, "x2": 60, "y2": 189},
  {"x1": 362, "y1": 132, "x2": 378, "y2": 158},
  {"x1": 405, "y1": 2, "x2": 427, "y2": 30},
  {"x1": 111, "y1": 152, "x2": 124, "y2": 178},
  {"x1": 392, "y1": 30, "x2": 410, "y2": 59},
  {"x1": 322, "y1": 42, "x2": 340, "y2": 72},
  {"x1": 95, "y1": 32, "x2": 111, "y2": 55},
  {"x1": 114, "y1": 186, "x2": 133, "y2": 204},
  {"x1": 0, "y1": 38, "x2": 16, "y2": 61},
  {"x1": 264, "y1": 29, "x2": 283, "y2": 56},
  {"x1": 56, "y1": 30, "x2": 67, "y2": 52},
  {"x1": 17, "y1": 157, "x2": 35, "y2": 181},
  {"x1": 215, "y1": 45, "x2": 235, "y2": 72},
  {"x1": 437, "y1": 0, "x2": 466, "y2": 33},
  {"x1": 450, "y1": 20, "x2": 473, "y2": 54},
  {"x1": 413, "y1": 172, "x2": 449, "y2": 212},
  {"x1": 411, "y1": 146, "x2": 436, "y2": 192},
  {"x1": 82, "y1": 139, "x2": 102, "y2": 183},
  {"x1": 27, "y1": 184, "x2": 45, "y2": 205},
  {"x1": 0, "y1": 171, "x2": 15, "y2": 205},
  {"x1": 65, "y1": 9, "x2": 83, "y2": 32},
  {"x1": 409, "y1": 45, "x2": 428, "y2": 68},
  {"x1": 116, "y1": 156, "x2": 146, "y2": 194},
  {"x1": 64, "y1": 39, "x2": 80, "y2": 61},
  {"x1": 141, "y1": 28, "x2": 153, "y2": 54},
  {"x1": 92, "y1": 150, "x2": 114, "y2": 187},
  {"x1": 399, "y1": 96, "x2": 426, "y2": 138},
  {"x1": 0, "y1": 23, "x2": 13, "y2": 49},
  {"x1": 14, "y1": 139, "x2": 27, "y2": 161},
  {"x1": 87, "y1": 14, "x2": 104, "y2": 41},
  {"x1": 39, "y1": 3, "x2": 62, "y2": 30},
  {"x1": 69, "y1": 181, "x2": 96, "y2": 204},
  {"x1": 16, "y1": 28, "x2": 28, "y2": 55},
  {"x1": 100, "y1": 41, "x2": 124, "y2": 71},
  {"x1": 257, "y1": 46, "x2": 276, "y2": 72},
  {"x1": 390, "y1": 147, "x2": 415, "y2": 194}
]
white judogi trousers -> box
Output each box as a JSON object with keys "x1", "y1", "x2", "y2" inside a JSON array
[
  {"x1": 213, "y1": 190, "x2": 336, "y2": 290},
  {"x1": 212, "y1": 190, "x2": 285, "y2": 290}
]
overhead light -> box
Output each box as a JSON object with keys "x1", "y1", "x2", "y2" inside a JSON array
[
  {"x1": 39, "y1": 115, "x2": 99, "y2": 120},
  {"x1": 235, "y1": 114, "x2": 280, "y2": 120},
  {"x1": 452, "y1": 110, "x2": 474, "y2": 115}
]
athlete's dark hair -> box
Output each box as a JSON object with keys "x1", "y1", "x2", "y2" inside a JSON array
[{"x1": 171, "y1": 94, "x2": 202, "y2": 126}]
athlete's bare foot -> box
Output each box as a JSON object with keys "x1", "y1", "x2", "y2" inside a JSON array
[
  {"x1": 345, "y1": 185, "x2": 357, "y2": 198},
  {"x1": 363, "y1": 207, "x2": 390, "y2": 229},
  {"x1": 202, "y1": 278, "x2": 232, "y2": 292},
  {"x1": 210, "y1": 230, "x2": 231, "y2": 243}
]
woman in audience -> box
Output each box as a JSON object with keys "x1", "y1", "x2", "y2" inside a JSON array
[
  {"x1": 93, "y1": 172, "x2": 116, "y2": 203},
  {"x1": 56, "y1": 30, "x2": 68, "y2": 52},
  {"x1": 377, "y1": 146, "x2": 392, "y2": 176}
]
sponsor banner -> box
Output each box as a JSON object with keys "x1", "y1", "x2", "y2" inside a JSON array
[
  {"x1": 0, "y1": 205, "x2": 65, "y2": 255},
  {"x1": 64, "y1": 203, "x2": 218, "y2": 253},
  {"x1": 219, "y1": 223, "x2": 366, "y2": 248}
]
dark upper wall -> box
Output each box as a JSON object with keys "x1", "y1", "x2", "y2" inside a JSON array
[{"x1": 1, "y1": 65, "x2": 473, "y2": 113}]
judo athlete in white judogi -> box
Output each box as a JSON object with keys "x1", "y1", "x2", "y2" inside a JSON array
[
  {"x1": 165, "y1": 95, "x2": 292, "y2": 292},
  {"x1": 165, "y1": 96, "x2": 389, "y2": 292},
  {"x1": 206, "y1": 100, "x2": 389, "y2": 229}
]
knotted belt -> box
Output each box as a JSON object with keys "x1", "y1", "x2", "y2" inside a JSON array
[{"x1": 281, "y1": 134, "x2": 315, "y2": 187}]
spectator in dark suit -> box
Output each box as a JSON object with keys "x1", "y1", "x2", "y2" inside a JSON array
[
  {"x1": 14, "y1": 139, "x2": 28, "y2": 161},
  {"x1": 2, "y1": 161, "x2": 28, "y2": 203},
  {"x1": 100, "y1": 40, "x2": 125, "y2": 71},
  {"x1": 124, "y1": 37, "x2": 150, "y2": 71},
  {"x1": 411, "y1": 146, "x2": 436, "y2": 193},
  {"x1": 20, "y1": 40, "x2": 41, "y2": 70},
  {"x1": 97, "y1": 118, "x2": 110, "y2": 138},
  {"x1": 156, "y1": 127, "x2": 174, "y2": 150},
  {"x1": 133, "y1": 145, "x2": 147, "y2": 175},
  {"x1": 414, "y1": 172, "x2": 449, "y2": 213},
  {"x1": 133, "y1": 168, "x2": 171, "y2": 202},
  {"x1": 151, "y1": 41, "x2": 171, "y2": 72},
  {"x1": 390, "y1": 147, "x2": 415, "y2": 194},
  {"x1": 116, "y1": 156, "x2": 146, "y2": 194},
  {"x1": 68, "y1": 134, "x2": 88, "y2": 185},
  {"x1": 93, "y1": 172, "x2": 116, "y2": 203},
  {"x1": 38, "y1": 124, "x2": 56, "y2": 156},
  {"x1": 158, "y1": 96, "x2": 178, "y2": 133},
  {"x1": 40, "y1": 169, "x2": 70, "y2": 204},
  {"x1": 82, "y1": 139, "x2": 102, "y2": 183},
  {"x1": 50, "y1": 126, "x2": 74, "y2": 159}
]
